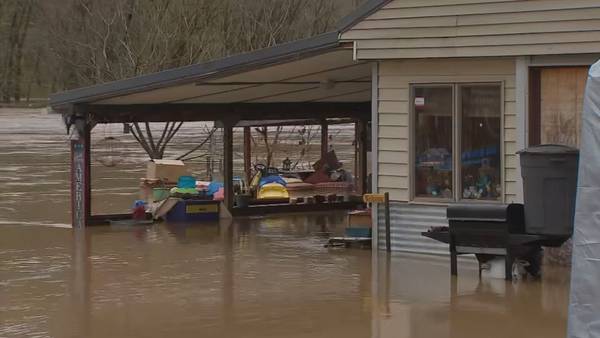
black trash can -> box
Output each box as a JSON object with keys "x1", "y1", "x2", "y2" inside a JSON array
[{"x1": 518, "y1": 144, "x2": 579, "y2": 236}]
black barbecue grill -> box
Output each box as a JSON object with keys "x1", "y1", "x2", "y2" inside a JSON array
[
  {"x1": 423, "y1": 203, "x2": 571, "y2": 280},
  {"x1": 422, "y1": 144, "x2": 579, "y2": 281}
]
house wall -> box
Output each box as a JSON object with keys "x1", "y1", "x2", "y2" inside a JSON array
[
  {"x1": 341, "y1": 0, "x2": 600, "y2": 59},
  {"x1": 376, "y1": 58, "x2": 518, "y2": 202}
]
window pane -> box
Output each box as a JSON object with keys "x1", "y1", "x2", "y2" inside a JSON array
[
  {"x1": 459, "y1": 85, "x2": 502, "y2": 200},
  {"x1": 414, "y1": 86, "x2": 453, "y2": 199}
]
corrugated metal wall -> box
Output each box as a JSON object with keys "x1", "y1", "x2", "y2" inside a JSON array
[{"x1": 378, "y1": 202, "x2": 449, "y2": 255}]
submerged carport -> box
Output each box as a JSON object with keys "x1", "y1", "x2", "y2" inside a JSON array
[{"x1": 49, "y1": 31, "x2": 373, "y2": 227}]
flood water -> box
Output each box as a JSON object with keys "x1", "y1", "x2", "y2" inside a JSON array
[{"x1": 0, "y1": 109, "x2": 571, "y2": 338}]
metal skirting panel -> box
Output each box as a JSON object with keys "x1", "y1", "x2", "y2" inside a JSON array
[{"x1": 378, "y1": 202, "x2": 449, "y2": 255}]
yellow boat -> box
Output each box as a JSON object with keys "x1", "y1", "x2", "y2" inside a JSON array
[
  {"x1": 250, "y1": 164, "x2": 289, "y2": 201},
  {"x1": 257, "y1": 183, "x2": 289, "y2": 200}
]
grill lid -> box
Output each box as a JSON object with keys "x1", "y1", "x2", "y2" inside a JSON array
[{"x1": 447, "y1": 203, "x2": 523, "y2": 222}]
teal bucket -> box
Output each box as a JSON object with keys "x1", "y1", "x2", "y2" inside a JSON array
[{"x1": 153, "y1": 187, "x2": 171, "y2": 201}]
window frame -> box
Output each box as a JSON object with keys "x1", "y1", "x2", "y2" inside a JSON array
[{"x1": 409, "y1": 82, "x2": 504, "y2": 203}]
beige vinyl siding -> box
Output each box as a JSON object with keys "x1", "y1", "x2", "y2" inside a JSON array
[
  {"x1": 376, "y1": 58, "x2": 518, "y2": 202},
  {"x1": 504, "y1": 92, "x2": 519, "y2": 203},
  {"x1": 377, "y1": 76, "x2": 410, "y2": 200},
  {"x1": 341, "y1": 0, "x2": 600, "y2": 59}
]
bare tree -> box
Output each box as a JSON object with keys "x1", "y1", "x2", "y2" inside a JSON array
[
  {"x1": 292, "y1": 125, "x2": 319, "y2": 170},
  {"x1": 0, "y1": 0, "x2": 36, "y2": 102},
  {"x1": 1, "y1": 0, "x2": 366, "y2": 103},
  {"x1": 127, "y1": 122, "x2": 184, "y2": 160},
  {"x1": 254, "y1": 126, "x2": 283, "y2": 167},
  {"x1": 41, "y1": 0, "x2": 350, "y2": 90},
  {"x1": 41, "y1": 0, "x2": 222, "y2": 87},
  {"x1": 251, "y1": 125, "x2": 318, "y2": 169}
]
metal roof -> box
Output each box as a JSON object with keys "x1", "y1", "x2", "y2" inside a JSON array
[
  {"x1": 49, "y1": 0, "x2": 390, "y2": 110},
  {"x1": 89, "y1": 48, "x2": 371, "y2": 106}
]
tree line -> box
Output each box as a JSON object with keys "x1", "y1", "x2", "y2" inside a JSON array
[{"x1": 0, "y1": 0, "x2": 364, "y2": 104}]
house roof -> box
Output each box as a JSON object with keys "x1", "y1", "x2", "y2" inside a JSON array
[
  {"x1": 336, "y1": 0, "x2": 392, "y2": 33},
  {"x1": 49, "y1": 0, "x2": 390, "y2": 111}
]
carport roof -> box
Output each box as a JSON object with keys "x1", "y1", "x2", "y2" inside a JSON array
[{"x1": 49, "y1": 0, "x2": 391, "y2": 113}]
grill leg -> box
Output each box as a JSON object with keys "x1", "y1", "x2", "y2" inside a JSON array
[
  {"x1": 505, "y1": 249, "x2": 514, "y2": 281},
  {"x1": 450, "y1": 234, "x2": 458, "y2": 276},
  {"x1": 450, "y1": 250, "x2": 458, "y2": 276},
  {"x1": 451, "y1": 251, "x2": 458, "y2": 276}
]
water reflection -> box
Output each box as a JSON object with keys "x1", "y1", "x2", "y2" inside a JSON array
[
  {"x1": 1, "y1": 214, "x2": 372, "y2": 338},
  {"x1": 70, "y1": 228, "x2": 92, "y2": 337},
  {"x1": 372, "y1": 253, "x2": 570, "y2": 338},
  {"x1": 1, "y1": 217, "x2": 570, "y2": 338}
]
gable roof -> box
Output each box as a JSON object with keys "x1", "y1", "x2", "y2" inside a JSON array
[{"x1": 336, "y1": 0, "x2": 393, "y2": 33}]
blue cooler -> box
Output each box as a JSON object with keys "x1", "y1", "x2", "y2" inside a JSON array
[
  {"x1": 165, "y1": 200, "x2": 219, "y2": 222},
  {"x1": 345, "y1": 227, "x2": 372, "y2": 238}
]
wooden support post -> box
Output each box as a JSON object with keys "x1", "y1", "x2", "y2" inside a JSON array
[
  {"x1": 223, "y1": 124, "x2": 234, "y2": 211},
  {"x1": 354, "y1": 123, "x2": 359, "y2": 187},
  {"x1": 356, "y1": 120, "x2": 368, "y2": 195},
  {"x1": 321, "y1": 121, "x2": 328, "y2": 159},
  {"x1": 384, "y1": 192, "x2": 391, "y2": 252},
  {"x1": 84, "y1": 129, "x2": 92, "y2": 226},
  {"x1": 70, "y1": 119, "x2": 91, "y2": 228},
  {"x1": 243, "y1": 126, "x2": 252, "y2": 184}
]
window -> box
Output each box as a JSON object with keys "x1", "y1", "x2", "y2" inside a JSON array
[
  {"x1": 411, "y1": 84, "x2": 502, "y2": 201},
  {"x1": 459, "y1": 85, "x2": 502, "y2": 200},
  {"x1": 529, "y1": 67, "x2": 587, "y2": 147},
  {"x1": 413, "y1": 86, "x2": 454, "y2": 199}
]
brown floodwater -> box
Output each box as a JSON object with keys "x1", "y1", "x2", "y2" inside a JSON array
[{"x1": 0, "y1": 109, "x2": 571, "y2": 338}]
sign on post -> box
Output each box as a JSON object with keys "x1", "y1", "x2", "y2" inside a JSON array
[
  {"x1": 363, "y1": 194, "x2": 386, "y2": 204},
  {"x1": 363, "y1": 192, "x2": 392, "y2": 252}
]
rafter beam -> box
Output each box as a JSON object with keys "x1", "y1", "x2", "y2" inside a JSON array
[{"x1": 75, "y1": 102, "x2": 371, "y2": 123}]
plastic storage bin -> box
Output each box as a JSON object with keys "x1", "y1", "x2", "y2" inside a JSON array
[
  {"x1": 177, "y1": 176, "x2": 197, "y2": 189},
  {"x1": 165, "y1": 200, "x2": 219, "y2": 222},
  {"x1": 345, "y1": 227, "x2": 372, "y2": 238}
]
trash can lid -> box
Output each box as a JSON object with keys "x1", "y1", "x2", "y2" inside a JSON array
[{"x1": 517, "y1": 144, "x2": 579, "y2": 155}]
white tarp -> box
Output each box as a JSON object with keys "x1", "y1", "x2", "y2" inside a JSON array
[{"x1": 568, "y1": 60, "x2": 600, "y2": 338}]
